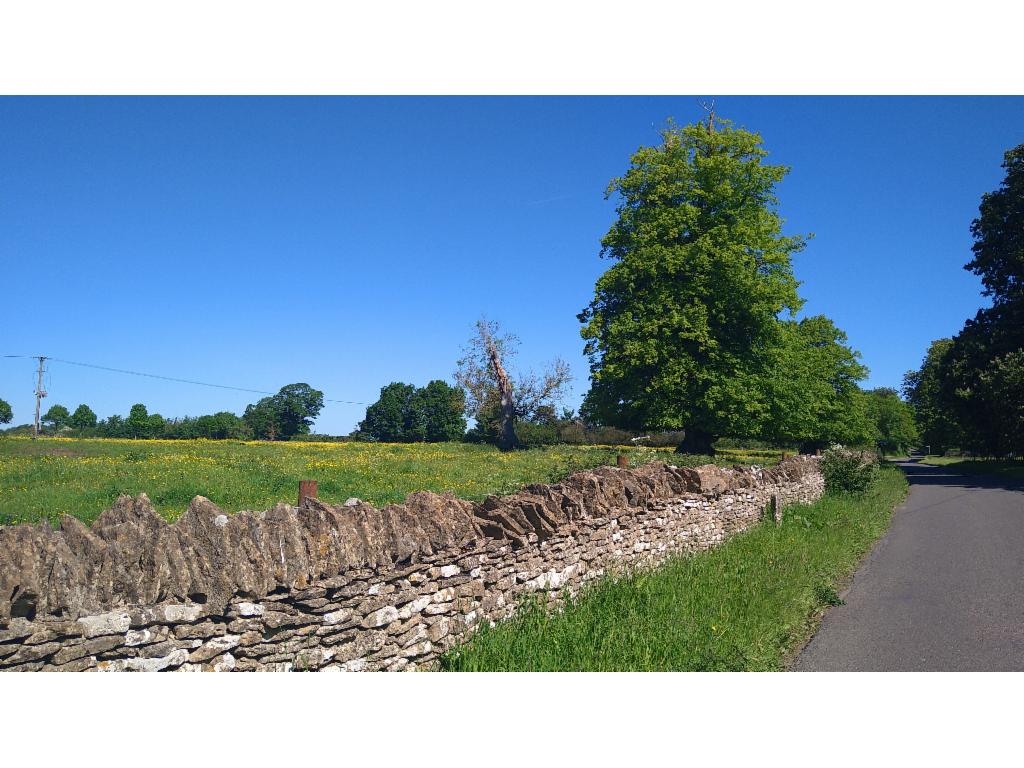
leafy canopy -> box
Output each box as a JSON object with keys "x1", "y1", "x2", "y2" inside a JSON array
[
  {"x1": 42, "y1": 404, "x2": 71, "y2": 429},
  {"x1": 69, "y1": 404, "x2": 98, "y2": 431},
  {"x1": 865, "y1": 388, "x2": 918, "y2": 455},
  {"x1": 244, "y1": 383, "x2": 324, "y2": 440},
  {"x1": 125, "y1": 403, "x2": 165, "y2": 439},
  {"x1": 940, "y1": 143, "x2": 1024, "y2": 456},
  {"x1": 579, "y1": 115, "x2": 807, "y2": 444},
  {"x1": 271, "y1": 383, "x2": 324, "y2": 439},
  {"x1": 174, "y1": 411, "x2": 248, "y2": 440},
  {"x1": 763, "y1": 316, "x2": 873, "y2": 449},
  {"x1": 360, "y1": 383, "x2": 416, "y2": 442},
  {"x1": 411, "y1": 380, "x2": 467, "y2": 442},
  {"x1": 966, "y1": 144, "x2": 1024, "y2": 301},
  {"x1": 359, "y1": 380, "x2": 466, "y2": 442},
  {"x1": 902, "y1": 339, "x2": 961, "y2": 453}
]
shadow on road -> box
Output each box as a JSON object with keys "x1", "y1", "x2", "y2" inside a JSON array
[{"x1": 891, "y1": 459, "x2": 1024, "y2": 492}]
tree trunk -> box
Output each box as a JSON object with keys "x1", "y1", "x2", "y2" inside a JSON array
[
  {"x1": 798, "y1": 439, "x2": 828, "y2": 455},
  {"x1": 498, "y1": 407, "x2": 518, "y2": 452},
  {"x1": 487, "y1": 337, "x2": 520, "y2": 452},
  {"x1": 676, "y1": 428, "x2": 715, "y2": 455}
]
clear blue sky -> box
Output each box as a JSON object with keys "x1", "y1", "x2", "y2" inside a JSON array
[{"x1": 2, "y1": 97, "x2": 1022, "y2": 434}]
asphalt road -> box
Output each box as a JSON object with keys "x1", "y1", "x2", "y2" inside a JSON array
[{"x1": 794, "y1": 460, "x2": 1024, "y2": 671}]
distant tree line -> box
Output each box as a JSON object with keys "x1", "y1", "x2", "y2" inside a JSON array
[
  {"x1": 903, "y1": 143, "x2": 1024, "y2": 458},
  {"x1": 1, "y1": 383, "x2": 325, "y2": 442}
]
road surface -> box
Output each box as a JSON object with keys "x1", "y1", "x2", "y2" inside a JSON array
[{"x1": 795, "y1": 460, "x2": 1024, "y2": 671}]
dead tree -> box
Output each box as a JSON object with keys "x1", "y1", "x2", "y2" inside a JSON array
[{"x1": 456, "y1": 318, "x2": 571, "y2": 452}]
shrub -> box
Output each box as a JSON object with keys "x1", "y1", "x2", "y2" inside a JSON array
[
  {"x1": 820, "y1": 445, "x2": 878, "y2": 494},
  {"x1": 514, "y1": 420, "x2": 560, "y2": 448}
]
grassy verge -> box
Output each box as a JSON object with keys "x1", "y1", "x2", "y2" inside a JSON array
[
  {"x1": 440, "y1": 465, "x2": 908, "y2": 671},
  {"x1": 921, "y1": 455, "x2": 1024, "y2": 480},
  {"x1": 0, "y1": 437, "x2": 777, "y2": 527}
]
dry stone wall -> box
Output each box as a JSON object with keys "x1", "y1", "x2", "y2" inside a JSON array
[{"x1": 0, "y1": 456, "x2": 822, "y2": 671}]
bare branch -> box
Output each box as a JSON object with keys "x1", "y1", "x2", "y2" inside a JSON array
[{"x1": 513, "y1": 358, "x2": 572, "y2": 417}]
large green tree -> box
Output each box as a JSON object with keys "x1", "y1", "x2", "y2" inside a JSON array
[
  {"x1": 359, "y1": 382, "x2": 418, "y2": 441},
  {"x1": 271, "y1": 383, "x2": 324, "y2": 438},
  {"x1": 243, "y1": 398, "x2": 279, "y2": 440},
  {"x1": 865, "y1": 388, "x2": 918, "y2": 455},
  {"x1": 359, "y1": 381, "x2": 466, "y2": 442},
  {"x1": 973, "y1": 350, "x2": 1024, "y2": 455},
  {"x1": 409, "y1": 380, "x2": 466, "y2": 442},
  {"x1": 0, "y1": 398, "x2": 11, "y2": 425},
  {"x1": 902, "y1": 339, "x2": 962, "y2": 454},
  {"x1": 42, "y1": 404, "x2": 71, "y2": 431},
  {"x1": 941, "y1": 144, "x2": 1024, "y2": 456},
  {"x1": 966, "y1": 144, "x2": 1024, "y2": 303},
  {"x1": 763, "y1": 316, "x2": 873, "y2": 451},
  {"x1": 579, "y1": 114, "x2": 806, "y2": 453},
  {"x1": 244, "y1": 383, "x2": 324, "y2": 440},
  {"x1": 125, "y1": 403, "x2": 165, "y2": 439},
  {"x1": 69, "y1": 404, "x2": 98, "y2": 431},
  {"x1": 126, "y1": 403, "x2": 150, "y2": 437}
]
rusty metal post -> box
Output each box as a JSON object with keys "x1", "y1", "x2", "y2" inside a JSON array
[
  {"x1": 617, "y1": 454, "x2": 629, "y2": 469},
  {"x1": 298, "y1": 480, "x2": 318, "y2": 508},
  {"x1": 772, "y1": 493, "x2": 782, "y2": 523}
]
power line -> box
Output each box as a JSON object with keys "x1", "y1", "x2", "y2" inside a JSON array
[
  {"x1": 2, "y1": 354, "x2": 367, "y2": 405},
  {"x1": 49, "y1": 357, "x2": 279, "y2": 396}
]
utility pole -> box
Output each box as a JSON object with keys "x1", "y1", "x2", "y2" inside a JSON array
[{"x1": 33, "y1": 356, "x2": 47, "y2": 439}]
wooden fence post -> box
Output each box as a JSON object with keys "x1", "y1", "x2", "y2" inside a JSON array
[
  {"x1": 617, "y1": 454, "x2": 629, "y2": 469},
  {"x1": 298, "y1": 480, "x2": 318, "y2": 508}
]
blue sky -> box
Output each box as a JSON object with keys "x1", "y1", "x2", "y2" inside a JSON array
[{"x1": 1, "y1": 96, "x2": 1021, "y2": 434}]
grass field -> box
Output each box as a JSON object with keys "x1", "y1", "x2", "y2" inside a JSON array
[
  {"x1": 440, "y1": 465, "x2": 907, "y2": 671},
  {"x1": 920, "y1": 455, "x2": 1024, "y2": 480},
  {"x1": 0, "y1": 436, "x2": 780, "y2": 527}
]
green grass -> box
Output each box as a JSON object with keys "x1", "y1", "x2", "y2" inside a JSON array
[
  {"x1": 920, "y1": 455, "x2": 1024, "y2": 480},
  {"x1": 918, "y1": 455, "x2": 963, "y2": 465},
  {"x1": 0, "y1": 436, "x2": 777, "y2": 527},
  {"x1": 440, "y1": 465, "x2": 908, "y2": 671}
]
